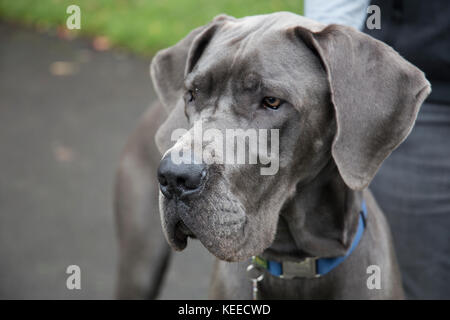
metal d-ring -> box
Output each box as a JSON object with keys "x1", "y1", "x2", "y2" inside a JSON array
[{"x1": 247, "y1": 263, "x2": 264, "y2": 300}]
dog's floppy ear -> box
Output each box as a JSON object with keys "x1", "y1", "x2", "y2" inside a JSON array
[
  {"x1": 150, "y1": 15, "x2": 233, "y2": 113},
  {"x1": 295, "y1": 24, "x2": 430, "y2": 190}
]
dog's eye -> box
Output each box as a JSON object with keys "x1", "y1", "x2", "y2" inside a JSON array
[
  {"x1": 186, "y1": 90, "x2": 194, "y2": 102},
  {"x1": 186, "y1": 88, "x2": 199, "y2": 103},
  {"x1": 262, "y1": 97, "x2": 282, "y2": 110}
]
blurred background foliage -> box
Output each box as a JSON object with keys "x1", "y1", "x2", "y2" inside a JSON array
[{"x1": 0, "y1": 0, "x2": 303, "y2": 56}]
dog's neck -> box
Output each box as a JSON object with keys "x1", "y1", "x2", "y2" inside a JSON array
[{"x1": 263, "y1": 160, "x2": 363, "y2": 262}]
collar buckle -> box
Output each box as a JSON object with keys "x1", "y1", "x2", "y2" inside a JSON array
[{"x1": 281, "y1": 257, "x2": 320, "y2": 279}]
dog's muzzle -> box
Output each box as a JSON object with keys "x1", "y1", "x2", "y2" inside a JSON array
[
  {"x1": 157, "y1": 152, "x2": 249, "y2": 260},
  {"x1": 157, "y1": 153, "x2": 207, "y2": 249}
]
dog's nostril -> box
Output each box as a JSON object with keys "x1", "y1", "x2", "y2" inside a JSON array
[
  {"x1": 176, "y1": 177, "x2": 187, "y2": 188},
  {"x1": 158, "y1": 174, "x2": 168, "y2": 186},
  {"x1": 182, "y1": 176, "x2": 198, "y2": 190}
]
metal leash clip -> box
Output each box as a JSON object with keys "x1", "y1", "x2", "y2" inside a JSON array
[{"x1": 246, "y1": 257, "x2": 264, "y2": 300}]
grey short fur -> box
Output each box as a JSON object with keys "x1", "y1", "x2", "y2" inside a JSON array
[{"x1": 115, "y1": 12, "x2": 430, "y2": 299}]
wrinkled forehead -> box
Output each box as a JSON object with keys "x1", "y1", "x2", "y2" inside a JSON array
[
  {"x1": 188, "y1": 14, "x2": 300, "y2": 73},
  {"x1": 185, "y1": 13, "x2": 327, "y2": 102}
]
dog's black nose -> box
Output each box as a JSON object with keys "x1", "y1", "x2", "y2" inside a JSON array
[{"x1": 157, "y1": 153, "x2": 207, "y2": 199}]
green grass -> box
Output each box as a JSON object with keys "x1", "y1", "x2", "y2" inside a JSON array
[{"x1": 0, "y1": 0, "x2": 303, "y2": 55}]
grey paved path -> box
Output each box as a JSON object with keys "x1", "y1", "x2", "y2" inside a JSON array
[{"x1": 0, "y1": 22, "x2": 213, "y2": 299}]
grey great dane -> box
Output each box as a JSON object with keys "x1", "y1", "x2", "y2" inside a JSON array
[{"x1": 115, "y1": 12, "x2": 430, "y2": 299}]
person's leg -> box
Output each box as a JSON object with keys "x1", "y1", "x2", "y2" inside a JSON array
[{"x1": 370, "y1": 101, "x2": 450, "y2": 299}]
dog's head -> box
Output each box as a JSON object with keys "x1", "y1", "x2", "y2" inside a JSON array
[{"x1": 151, "y1": 12, "x2": 430, "y2": 261}]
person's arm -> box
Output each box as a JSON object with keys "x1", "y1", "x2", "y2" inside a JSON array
[{"x1": 304, "y1": 0, "x2": 370, "y2": 30}]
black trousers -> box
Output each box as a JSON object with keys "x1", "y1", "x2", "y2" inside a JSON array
[{"x1": 370, "y1": 101, "x2": 450, "y2": 299}]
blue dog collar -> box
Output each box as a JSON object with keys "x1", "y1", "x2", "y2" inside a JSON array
[{"x1": 252, "y1": 201, "x2": 368, "y2": 278}]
